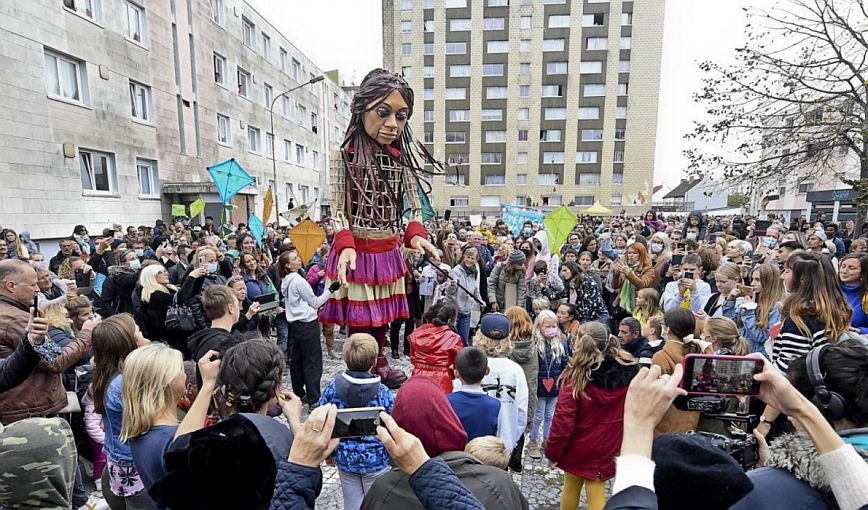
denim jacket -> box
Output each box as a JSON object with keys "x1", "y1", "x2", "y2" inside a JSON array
[{"x1": 102, "y1": 374, "x2": 135, "y2": 467}]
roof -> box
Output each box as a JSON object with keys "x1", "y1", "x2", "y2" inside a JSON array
[{"x1": 663, "y1": 178, "x2": 703, "y2": 199}]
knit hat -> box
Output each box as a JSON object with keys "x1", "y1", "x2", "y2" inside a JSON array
[
  {"x1": 811, "y1": 229, "x2": 827, "y2": 241},
  {"x1": 652, "y1": 433, "x2": 753, "y2": 510},
  {"x1": 479, "y1": 313, "x2": 510, "y2": 341},
  {"x1": 392, "y1": 377, "x2": 467, "y2": 457},
  {"x1": 507, "y1": 249, "x2": 527, "y2": 265},
  {"x1": 110, "y1": 239, "x2": 124, "y2": 250}
]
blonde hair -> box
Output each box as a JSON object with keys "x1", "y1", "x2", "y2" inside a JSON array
[
  {"x1": 139, "y1": 264, "x2": 176, "y2": 303},
  {"x1": 343, "y1": 333, "x2": 378, "y2": 372},
  {"x1": 715, "y1": 262, "x2": 742, "y2": 283},
  {"x1": 531, "y1": 297, "x2": 551, "y2": 314},
  {"x1": 472, "y1": 329, "x2": 514, "y2": 358},
  {"x1": 505, "y1": 306, "x2": 533, "y2": 343},
  {"x1": 649, "y1": 232, "x2": 672, "y2": 264},
  {"x1": 120, "y1": 343, "x2": 184, "y2": 441},
  {"x1": 704, "y1": 317, "x2": 750, "y2": 356},
  {"x1": 532, "y1": 310, "x2": 566, "y2": 362},
  {"x1": 559, "y1": 321, "x2": 636, "y2": 399},
  {"x1": 43, "y1": 303, "x2": 72, "y2": 335},
  {"x1": 635, "y1": 288, "x2": 663, "y2": 321},
  {"x1": 751, "y1": 263, "x2": 784, "y2": 330},
  {"x1": 465, "y1": 436, "x2": 509, "y2": 470}
]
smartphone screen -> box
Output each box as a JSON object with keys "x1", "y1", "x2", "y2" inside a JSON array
[
  {"x1": 671, "y1": 254, "x2": 684, "y2": 266},
  {"x1": 683, "y1": 271, "x2": 695, "y2": 280},
  {"x1": 739, "y1": 285, "x2": 754, "y2": 297},
  {"x1": 681, "y1": 354, "x2": 763, "y2": 396},
  {"x1": 32, "y1": 293, "x2": 39, "y2": 319},
  {"x1": 199, "y1": 255, "x2": 206, "y2": 267},
  {"x1": 331, "y1": 407, "x2": 385, "y2": 438}
]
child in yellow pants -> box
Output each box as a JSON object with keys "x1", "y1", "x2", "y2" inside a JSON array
[{"x1": 560, "y1": 473, "x2": 606, "y2": 510}]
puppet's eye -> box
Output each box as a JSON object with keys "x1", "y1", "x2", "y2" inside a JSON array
[
  {"x1": 396, "y1": 112, "x2": 408, "y2": 121},
  {"x1": 377, "y1": 108, "x2": 390, "y2": 118}
]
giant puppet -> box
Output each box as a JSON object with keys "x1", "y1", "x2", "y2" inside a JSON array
[{"x1": 320, "y1": 69, "x2": 442, "y2": 387}]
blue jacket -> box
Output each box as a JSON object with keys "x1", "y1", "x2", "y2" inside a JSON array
[
  {"x1": 447, "y1": 389, "x2": 500, "y2": 442},
  {"x1": 318, "y1": 371, "x2": 393, "y2": 474},
  {"x1": 537, "y1": 340, "x2": 571, "y2": 398},
  {"x1": 740, "y1": 302, "x2": 781, "y2": 357},
  {"x1": 841, "y1": 282, "x2": 868, "y2": 334},
  {"x1": 244, "y1": 272, "x2": 273, "y2": 301},
  {"x1": 269, "y1": 459, "x2": 322, "y2": 510},
  {"x1": 103, "y1": 374, "x2": 135, "y2": 467}
]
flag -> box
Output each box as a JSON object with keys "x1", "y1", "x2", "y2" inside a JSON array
[
  {"x1": 171, "y1": 204, "x2": 187, "y2": 217},
  {"x1": 262, "y1": 187, "x2": 274, "y2": 224},
  {"x1": 207, "y1": 158, "x2": 255, "y2": 204},
  {"x1": 189, "y1": 197, "x2": 205, "y2": 218}
]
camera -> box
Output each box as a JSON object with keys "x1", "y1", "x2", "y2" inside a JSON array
[
  {"x1": 686, "y1": 430, "x2": 758, "y2": 471},
  {"x1": 682, "y1": 395, "x2": 759, "y2": 470}
]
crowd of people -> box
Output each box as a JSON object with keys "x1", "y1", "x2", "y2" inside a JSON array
[{"x1": 1, "y1": 67, "x2": 867, "y2": 510}]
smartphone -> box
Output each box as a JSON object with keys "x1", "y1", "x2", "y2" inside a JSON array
[
  {"x1": 762, "y1": 237, "x2": 777, "y2": 248},
  {"x1": 680, "y1": 354, "x2": 763, "y2": 396},
  {"x1": 198, "y1": 255, "x2": 206, "y2": 267},
  {"x1": 32, "y1": 293, "x2": 39, "y2": 319},
  {"x1": 683, "y1": 270, "x2": 695, "y2": 280},
  {"x1": 332, "y1": 407, "x2": 385, "y2": 438},
  {"x1": 444, "y1": 209, "x2": 452, "y2": 221},
  {"x1": 671, "y1": 254, "x2": 684, "y2": 266},
  {"x1": 709, "y1": 234, "x2": 717, "y2": 243},
  {"x1": 74, "y1": 268, "x2": 90, "y2": 289},
  {"x1": 739, "y1": 285, "x2": 754, "y2": 297}
]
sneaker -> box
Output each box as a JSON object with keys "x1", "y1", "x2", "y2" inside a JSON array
[{"x1": 527, "y1": 440, "x2": 541, "y2": 459}]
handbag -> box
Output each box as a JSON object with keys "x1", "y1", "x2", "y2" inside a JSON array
[{"x1": 165, "y1": 292, "x2": 197, "y2": 332}]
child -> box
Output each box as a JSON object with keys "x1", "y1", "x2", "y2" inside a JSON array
[
  {"x1": 408, "y1": 302, "x2": 464, "y2": 393},
  {"x1": 318, "y1": 334, "x2": 394, "y2": 510},
  {"x1": 531, "y1": 296, "x2": 551, "y2": 321},
  {"x1": 545, "y1": 321, "x2": 639, "y2": 510},
  {"x1": 465, "y1": 436, "x2": 509, "y2": 470},
  {"x1": 633, "y1": 287, "x2": 664, "y2": 328},
  {"x1": 703, "y1": 317, "x2": 750, "y2": 356},
  {"x1": 82, "y1": 391, "x2": 107, "y2": 481},
  {"x1": 431, "y1": 262, "x2": 453, "y2": 305},
  {"x1": 644, "y1": 315, "x2": 665, "y2": 353},
  {"x1": 447, "y1": 347, "x2": 501, "y2": 441},
  {"x1": 457, "y1": 313, "x2": 529, "y2": 457},
  {"x1": 527, "y1": 310, "x2": 570, "y2": 460}
]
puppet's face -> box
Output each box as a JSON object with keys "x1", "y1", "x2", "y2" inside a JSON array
[{"x1": 364, "y1": 90, "x2": 409, "y2": 146}]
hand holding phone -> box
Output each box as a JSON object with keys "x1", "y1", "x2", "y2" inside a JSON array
[
  {"x1": 680, "y1": 354, "x2": 763, "y2": 396},
  {"x1": 332, "y1": 407, "x2": 386, "y2": 438}
]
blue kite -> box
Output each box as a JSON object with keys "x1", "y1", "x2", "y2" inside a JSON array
[
  {"x1": 247, "y1": 214, "x2": 264, "y2": 246},
  {"x1": 207, "y1": 158, "x2": 255, "y2": 205}
]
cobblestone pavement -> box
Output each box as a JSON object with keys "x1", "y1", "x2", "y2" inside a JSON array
[{"x1": 306, "y1": 333, "x2": 602, "y2": 510}]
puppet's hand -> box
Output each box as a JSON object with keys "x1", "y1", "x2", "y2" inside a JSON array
[
  {"x1": 411, "y1": 237, "x2": 440, "y2": 265},
  {"x1": 338, "y1": 248, "x2": 357, "y2": 287}
]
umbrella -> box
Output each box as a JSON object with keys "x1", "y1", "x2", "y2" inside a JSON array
[
  {"x1": 289, "y1": 219, "x2": 326, "y2": 265},
  {"x1": 582, "y1": 202, "x2": 614, "y2": 216},
  {"x1": 544, "y1": 205, "x2": 578, "y2": 254},
  {"x1": 207, "y1": 158, "x2": 255, "y2": 205}
]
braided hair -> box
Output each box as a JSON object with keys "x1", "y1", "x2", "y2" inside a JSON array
[{"x1": 218, "y1": 338, "x2": 285, "y2": 414}]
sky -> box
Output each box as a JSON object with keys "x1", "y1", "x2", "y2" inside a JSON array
[{"x1": 248, "y1": 0, "x2": 767, "y2": 195}]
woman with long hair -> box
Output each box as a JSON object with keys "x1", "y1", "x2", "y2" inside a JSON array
[
  {"x1": 560, "y1": 260, "x2": 607, "y2": 323},
  {"x1": 545, "y1": 321, "x2": 638, "y2": 510},
  {"x1": 407, "y1": 302, "x2": 463, "y2": 393},
  {"x1": 89, "y1": 314, "x2": 153, "y2": 509},
  {"x1": 696, "y1": 262, "x2": 742, "y2": 326},
  {"x1": 611, "y1": 242, "x2": 656, "y2": 319},
  {"x1": 239, "y1": 251, "x2": 275, "y2": 337},
  {"x1": 555, "y1": 302, "x2": 580, "y2": 338},
  {"x1": 738, "y1": 263, "x2": 784, "y2": 356},
  {"x1": 487, "y1": 249, "x2": 527, "y2": 313},
  {"x1": 580, "y1": 235, "x2": 599, "y2": 262},
  {"x1": 703, "y1": 317, "x2": 750, "y2": 356},
  {"x1": 838, "y1": 252, "x2": 868, "y2": 333},
  {"x1": 137, "y1": 264, "x2": 203, "y2": 357},
  {"x1": 4, "y1": 229, "x2": 29, "y2": 259},
  {"x1": 633, "y1": 287, "x2": 664, "y2": 329},
  {"x1": 649, "y1": 232, "x2": 672, "y2": 293}
]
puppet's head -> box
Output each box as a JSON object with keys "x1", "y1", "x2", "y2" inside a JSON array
[{"x1": 344, "y1": 69, "x2": 415, "y2": 152}]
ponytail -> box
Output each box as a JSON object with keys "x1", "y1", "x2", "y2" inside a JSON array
[
  {"x1": 559, "y1": 330, "x2": 636, "y2": 399},
  {"x1": 682, "y1": 334, "x2": 704, "y2": 355}
]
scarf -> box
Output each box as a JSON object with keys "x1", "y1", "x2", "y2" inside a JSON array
[{"x1": 618, "y1": 262, "x2": 639, "y2": 313}]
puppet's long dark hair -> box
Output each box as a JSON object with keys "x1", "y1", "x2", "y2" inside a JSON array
[{"x1": 341, "y1": 69, "x2": 444, "y2": 229}]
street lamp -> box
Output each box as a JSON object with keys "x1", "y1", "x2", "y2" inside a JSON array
[{"x1": 269, "y1": 74, "x2": 325, "y2": 225}]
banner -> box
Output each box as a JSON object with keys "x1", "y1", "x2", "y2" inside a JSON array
[
  {"x1": 189, "y1": 197, "x2": 205, "y2": 218},
  {"x1": 262, "y1": 186, "x2": 274, "y2": 225},
  {"x1": 171, "y1": 204, "x2": 187, "y2": 217},
  {"x1": 501, "y1": 205, "x2": 544, "y2": 235}
]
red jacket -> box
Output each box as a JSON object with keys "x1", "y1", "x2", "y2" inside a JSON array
[
  {"x1": 408, "y1": 324, "x2": 463, "y2": 393},
  {"x1": 545, "y1": 358, "x2": 638, "y2": 480}
]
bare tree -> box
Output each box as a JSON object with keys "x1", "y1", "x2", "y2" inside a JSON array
[{"x1": 686, "y1": 0, "x2": 868, "y2": 229}]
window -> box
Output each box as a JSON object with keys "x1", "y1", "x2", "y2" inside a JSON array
[
  {"x1": 445, "y1": 42, "x2": 466, "y2": 54},
  {"x1": 213, "y1": 53, "x2": 227, "y2": 86},
  {"x1": 299, "y1": 185, "x2": 309, "y2": 202},
  {"x1": 481, "y1": 194, "x2": 502, "y2": 206},
  {"x1": 519, "y1": 85, "x2": 530, "y2": 97},
  {"x1": 447, "y1": 153, "x2": 469, "y2": 164},
  {"x1": 618, "y1": 83, "x2": 629, "y2": 96},
  {"x1": 519, "y1": 62, "x2": 531, "y2": 74},
  {"x1": 619, "y1": 60, "x2": 631, "y2": 73},
  {"x1": 79, "y1": 149, "x2": 117, "y2": 194},
  {"x1": 517, "y1": 108, "x2": 529, "y2": 120},
  {"x1": 450, "y1": 196, "x2": 470, "y2": 207},
  {"x1": 611, "y1": 195, "x2": 622, "y2": 208},
  {"x1": 488, "y1": 40, "x2": 509, "y2": 53},
  {"x1": 485, "y1": 131, "x2": 506, "y2": 143},
  {"x1": 401, "y1": 43, "x2": 412, "y2": 55},
  {"x1": 517, "y1": 173, "x2": 528, "y2": 184},
  {"x1": 582, "y1": 129, "x2": 604, "y2": 141},
  {"x1": 65, "y1": 0, "x2": 102, "y2": 23},
  {"x1": 401, "y1": 20, "x2": 412, "y2": 33},
  {"x1": 543, "y1": 39, "x2": 565, "y2": 52},
  {"x1": 481, "y1": 153, "x2": 502, "y2": 164},
  {"x1": 579, "y1": 172, "x2": 601, "y2": 185},
  {"x1": 260, "y1": 32, "x2": 271, "y2": 59},
  {"x1": 424, "y1": 20, "x2": 434, "y2": 32},
  {"x1": 486, "y1": 87, "x2": 508, "y2": 99},
  {"x1": 217, "y1": 114, "x2": 231, "y2": 145},
  {"x1": 622, "y1": 12, "x2": 632, "y2": 25},
  {"x1": 424, "y1": 65, "x2": 434, "y2": 78},
  {"x1": 444, "y1": 0, "x2": 467, "y2": 7},
  {"x1": 613, "y1": 172, "x2": 624, "y2": 184},
  {"x1": 489, "y1": 0, "x2": 509, "y2": 5},
  {"x1": 296, "y1": 104, "x2": 307, "y2": 127},
  {"x1": 450, "y1": 64, "x2": 471, "y2": 77},
  {"x1": 539, "y1": 174, "x2": 558, "y2": 185},
  {"x1": 123, "y1": 1, "x2": 146, "y2": 46},
  {"x1": 543, "y1": 0, "x2": 566, "y2": 3},
  {"x1": 481, "y1": 109, "x2": 503, "y2": 121},
  {"x1": 544, "y1": 108, "x2": 567, "y2": 120},
  {"x1": 282, "y1": 96, "x2": 291, "y2": 118},
  {"x1": 44, "y1": 49, "x2": 87, "y2": 104},
  {"x1": 586, "y1": 37, "x2": 608, "y2": 50},
  {"x1": 424, "y1": 131, "x2": 434, "y2": 143},
  {"x1": 778, "y1": 186, "x2": 787, "y2": 196},
  {"x1": 547, "y1": 62, "x2": 568, "y2": 75},
  {"x1": 482, "y1": 63, "x2": 504, "y2": 76},
  {"x1": 283, "y1": 139, "x2": 292, "y2": 162},
  {"x1": 517, "y1": 153, "x2": 528, "y2": 164},
  {"x1": 521, "y1": 16, "x2": 531, "y2": 29},
  {"x1": 400, "y1": 0, "x2": 412, "y2": 9},
  {"x1": 579, "y1": 107, "x2": 600, "y2": 120},
  {"x1": 541, "y1": 85, "x2": 563, "y2": 97},
  {"x1": 265, "y1": 133, "x2": 274, "y2": 158},
  {"x1": 242, "y1": 17, "x2": 256, "y2": 48},
  {"x1": 616, "y1": 106, "x2": 627, "y2": 119},
  {"x1": 264, "y1": 83, "x2": 273, "y2": 108},
  {"x1": 582, "y1": 13, "x2": 605, "y2": 27},
  {"x1": 548, "y1": 15, "x2": 570, "y2": 28},
  {"x1": 518, "y1": 130, "x2": 528, "y2": 141},
  {"x1": 620, "y1": 37, "x2": 632, "y2": 49},
  {"x1": 580, "y1": 61, "x2": 603, "y2": 74},
  {"x1": 279, "y1": 48, "x2": 288, "y2": 72},
  {"x1": 450, "y1": 18, "x2": 472, "y2": 31},
  {"x1": 424, "y1": 110, "x2": 434, "y2": 122},
  {"x1": 584, "y1": 84, "x2": 605, "y2": 97},
  {"x1": 401, "y1": 66, "x2": 412, "y2": 78},
  {"x1": 515, "y1": 195, "x2": 528, "y2": 206},
  {"x1": 424, "y1": 43, "x2": 435, "y2": 55},
  {"x1": 247, "y1": 126, "x2": 261, "y2": 153},
  {"x1": 285, "y1": 183, "x2": 294, "y2": 203},
  {"x1": 296, "y1": 144, "x2": 305, "y2": 164},
  {"x1": 577, "y1": 151, "x2": 598, "y2": 164},
  {"x1": 520, "y1": 39, "x2": 532, "y2": 52},
  {"x1": 445, "y1": 87, "x2": 466, "y2": 100},
  {"x1": 445, "y1": 131, "x2": 466, "y2": 143},
  {"x1": 446, "y1": 174, "x2": 467, "y2": 185},
  {"x1": 484, "y1": 17, "x2": 505, "y2": 30},
  {"x1": 540, "y1": 129, "x2": 562, "y2": 142},
  {"x1": 615, "y1": 128, "x2": 626, "y2": 140},
  {"x1": 136, "y1": 158, "x2": 159, "y2": 197},
  {"x1": 543, "y1": 151, "x2": 565, "y2": 164},
  {"x1": 129, "y1": 80, "x2": 152, "y2": 123},
  {"x1": 237, "y1": 67, "x2": 251, "y2": 98},
  {"x1": 574, "y1": 195, "x2": 594, "y2": 206},
  {"x1": 312, "y1": 151, "x2": 319, "y2": 169},
  {"x1": 613, "y1": 150, "x2": 624, "y2": 163},
  {"x1": 424, "y1": 88, "x2": 434, "y2": 100},
  {"x1": 798, "y1": 182, "x2": 814, "y2": 194},
  {"x1": 291, "y1": 58, "x2": 301, "y2": 81},
  {"x1": 449, "y1": 110, "x2": 470, "y2": 121}
]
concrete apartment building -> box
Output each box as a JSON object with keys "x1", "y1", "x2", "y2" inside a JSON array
[
  {"x1": 383, "y1": 0, "x2": 665, "y2": 218},
  {"x1": 0, "y1": 0, "x2": 351, "y2": 247}
]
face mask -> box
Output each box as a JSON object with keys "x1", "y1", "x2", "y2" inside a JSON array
[
  {"x1": 134, "y1": 249, "x2": 144, "y2": 257},
  {"x1": 686, "y1": 232, "x2": 698, "y2": 241},
  {"x1": 651, "y1": 243, "x2": 664, "y2": 253},
  {"x1": 206, "y1": 262, "x2": 219, "y2": 274},
  {"x1": 543, "y1": 326, "x2": 560, "y2": 339},
  {"x1": 128, "y1": 259, "x2": 141, "y2": 270}
]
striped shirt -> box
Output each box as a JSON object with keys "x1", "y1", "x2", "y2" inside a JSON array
[{"x1": 772, "y1": 316, "x2": 828, "y2": 372}]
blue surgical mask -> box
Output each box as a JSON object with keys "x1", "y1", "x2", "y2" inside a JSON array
[
  {"x1": 134, "y1": 249, "x2": 144, "y2": 257},
  {"x1": 128, "y1": 259, "x2": 141, "y2": 270},
  {"x1": 206, "y1": 262, "x2": 219, "y2": 274}
]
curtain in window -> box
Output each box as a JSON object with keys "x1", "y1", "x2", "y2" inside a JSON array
[
  {"x1": 45, "y1": 54, "x2": 60, "y2": 96},
  {"x1": 60, "y1": 59, "x2": 79, "y2": 100}
]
